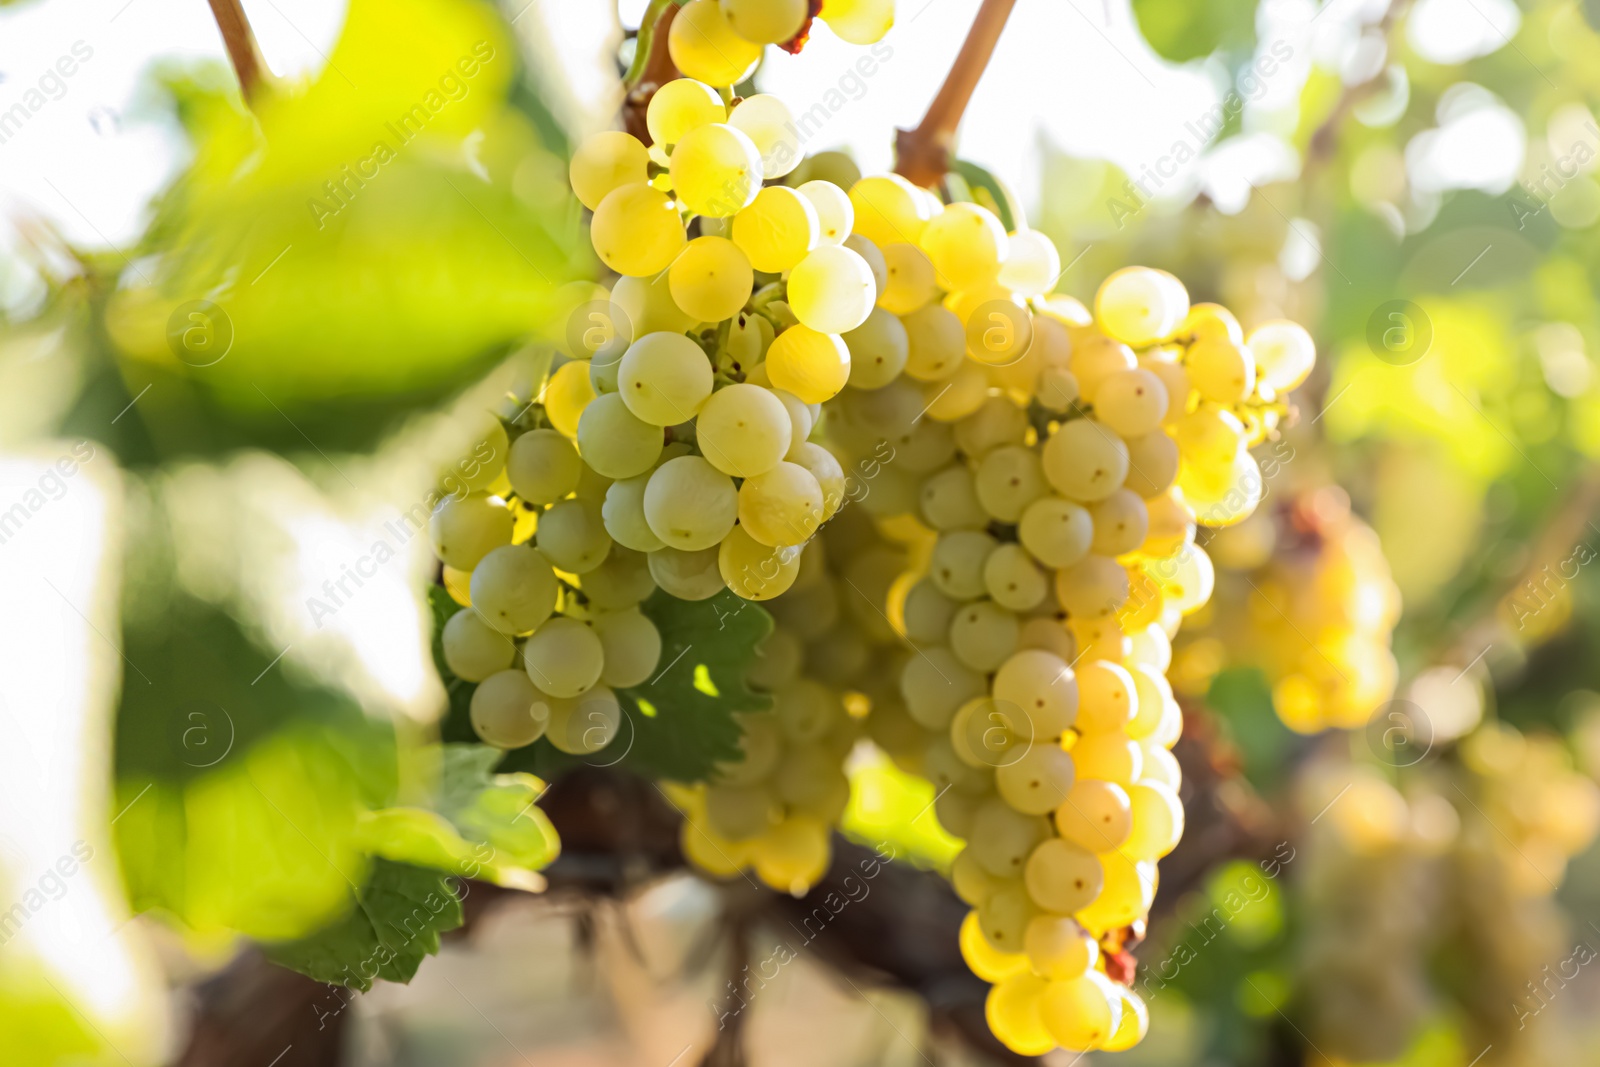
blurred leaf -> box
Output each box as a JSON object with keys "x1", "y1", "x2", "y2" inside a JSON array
[
  {"x1": 261, "y1": 858, "x2": 463, "y2": 991},
  {"x1": 1206, "y1": 667, "x2": 1290, "y2": 791},
  {"x1": 949, "y1": 160, "x2": 1020, "y2": 232},
  {"x1": 1130, "y1": 0, "x2": 1256, "y2": 63}
]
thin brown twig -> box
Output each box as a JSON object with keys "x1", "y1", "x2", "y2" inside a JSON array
[
  {"x1": 206, "y1": 0, "x2": 273, "y2": 108},
  {"x1": 623, "y1": 0, "x2": 683, "y2": 144},
  {"x1": 894, "y1": 0, "x2": 1017, "y2": 188}
]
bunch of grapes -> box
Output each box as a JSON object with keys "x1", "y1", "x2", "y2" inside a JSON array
[
  {"x1": 667, "y1": 0, "x2": 893, "y2": 81},
  {"x1": 428, "y1": 416, "x2": 664, "y2": 756},
  {"x1": 1173, "y1": 487, "x2": 1402, "y2": 732}
]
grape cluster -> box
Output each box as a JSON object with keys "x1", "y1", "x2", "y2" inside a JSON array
[
  {"x1": 428, "y1": 418, "x2": 665, "y2": 754},
  {"x1": 668, "y1": 0, "x2": 892, "y2": 84}
]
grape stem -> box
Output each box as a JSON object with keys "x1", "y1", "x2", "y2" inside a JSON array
[
  {"x1": 623, "y1": 0, "x2": 683, "y2": 142},
  {"x1": 894, "y1": 0, "x2": 1017, "y2": 188},
  {"x1": 206, "y1": 0, "x2": 274, "y2": 108}
]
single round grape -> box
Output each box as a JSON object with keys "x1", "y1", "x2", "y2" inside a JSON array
[
  {"x1": 1087, "y1": 489, "x2": 1148, "y2": 556},
  {"x1": 580, "y1": 546, "x2": 656, "y2": 610},
  {"x1": 1173, "y1": 403, "x2": 1246, "y2": 468},
  {"x1": 878, "y1": 242, "x2": 937, "y2": 314},
  {"x1": 470, "y1": 669, "x2": 548, "y2": 749},
  {"x1": 1018, "y1": 617, "x2": 1076, "y2": 661},
  {"x1": 601, "y1": 473, "x2": 666, "y2": 553},
  {"x1": 1017, "y1": 495, "x2": 1093, "y2": 570},
  {"x1": 1071, "y1": 730, "x2": 1143, "y2": 786},
  {"x1": 545, "y1": 684, "x2": 622, "y2": 755},
  {"x1": 844, "y1": 233, "x2": 888, "y2": 291},
  {"x1": 1076, "y1": 857, "x2": 1156, "y2": 935},
  {"x1": 695, "y1": 383, "x2": 791, "y2": 478},
  {"x1": 1247, "y1": 319, "x2": 1316, "y2": 392},
  {"x1": 962, "y1": 909, "x2": 1031, "y2": 982},
  {"x1": 848, "y1": 174, "x2": 928, "y2": 247},
  {"x1": 903, "y1": 578, "x2": 959, "y2": 646},
  {"x1": 1042, "y1": 418, "x2": 1129, "y2": 503},
  {"x1": 796, "y1": 180, "x2": 854, "y2": 246},
  {"x1": 1069, "y1": 334, "x2": 1137, "y2": 405},
  {"x1": 960, "y1": 289, "x2": 1034, "y2": 367},
  {"x1": 978, "y1": 884, "x2": 1038, "y2": 956},
  {"x1": 590, "y1": 183, "x2": 686, "y2": 277},
  {"x1": 1139, "y1": 739, "x2": 1182, "y2": 790},
  {"x1": 765, "y1": 325, "x2": 851, "y2": 403},
  {"x1": 900, "y1": 646, "x2": 985, "y2": 730},
  {"x1": 789, "y1": 442, "x2": 846, "y2": 520},
  {"x1": 507, "y1": 429, "x2": 581, "y2": 505},
  {"x1": 955, "y1": 395, "x2": 1027, "y2": 455},
  {"x1": 1039, "y1": 971, "x2": 1121, "y2": 1052},
  {"x1": 543, "y1": 360, "x2": 595, "y2": 439},
  {"x1": 1181, "y1": 301, "x2": 1243, "y2": 345},
  {"x1": 611, "y1": 271, "x2": 694, "y2": 339},
  {"x1": 993, "y1": 649, "x2": 1078, "y2": 738},
  {"x1": 787, "y1": 245, "x2": 876, "y2": 334},
  {"x1": 592, "y1": 609, "x2": 663, "y2": 689},
  {"x1": 668, "y1": 236, "x2": 753, "y2": 324},
  {"x1": 668, "y1": 0, "x2": 762, "y2": 86},
  {"x1": 1095, "y1": 266, "x2": 1189, "y2": 347},
  {"x1": 975, "y1": 445, "x2": 1047, "y2": 523},
  {"x1": 1054, "y1": 778, "x2": 1133, "y2": 853},
  {"x1": 429, "y1": 493, "x2": 512, "y2": 571},
  {"x1": 728, "y1": 94, "x2": 802, "y2": 178},
  {"x1": 948, "y1": 598, "x2": 1020, "y2": 673},
  {"x1": 1122, "y1": 781, "x2": 1184, "y2": 860},
  {"x1": 771, "y1": 388, "x2": 813, "y2": 458},
  {"x1": 522, "y1": 616, "x2": 605, "y2": 698},
  {"x1": 644, "y1": 455, "x2": 738, "y2": 551},
  {"x1": 773, "y1": 679, "x2": 839, "y2": 743},
  {"x1": 1094, "y1": 367, "x2": 1169, "y2": 438},
  {"x1": 920, "y1": 202, "x2": 1008, "y2": 291},
  {"x1": 983, "y1": 543, "x2": 1048, "y2": 612},
  {"x1": 719, "y1": 0, "x2": 807, "y2": 43},
  {"x1": 1037, "y1": 366, "x2": 1080, "y2": 412},
  {"x1": 1180, "y1": 446, "x2": 1262, "y2": 528},
  {"x1": 536, "y1": 497, "x2": 612, "y2": 574},
  {"x1": 901, "y1": 303, "x2": 965, "y2": 381},
  {"x1": 929, "y1": 529, "x2": 998, "y2": 601},
  {"x1": 1140, "y1": 355, "x2": 1190, "y2": 424},
  {"x1": 1076, "y1": 662, "x2": 1137, "y2": 733},
  {"x1": 732, "y1": 186, "x2": 819, "y2": 272},
  {"x1": 646, "y1": 78, "x2": 724, "y2": 146},
  {"x1": 442, "y1": 609, "x2": 516, "y2": 682},
  {"x1": 1148, "y1": 542, "x2": 1214, "y2": 615},
  {"x1": 998, "y1": 229, "x2": 1062, "y2": 297},
  {"x1": 923, "y1": 361, "x2": 989, "y2": 421},
  {"x1": 470, "y1": 544, "x2": 558, "y2": 634},
  {"x1": 576, "y1": 392, "x2": 664, "y2": 480},
  {"x1": 750, "y1": 816, "x2": 829, "y2": 895},
  {"x1": 997, "y1": 742, "x2": 1077, "y2": 815},
  {"x1": 970, "y1": 799, "x2": 1050, "y2": 878},
  {"x1": 738, "y1": 461, "x2": 824, "y2": 547},
  {"x1": 818, "y1": 0, "x2": 894, "y2": 44},
  {"x1": 1025, "y1": 915, "x2": 1098, "y2": 981},
  {"x1": 1024, "y1": 837, "x2": 1103, "y2": 914},
  {"x1": 670, "y1": 122, "x2": 763, "y2": 218},
  {"x1": 986, "y1": 972, "x2": 1055, "y2": 1057},
  {"x1": 570, "y1": 130, "x2": 650, "y2": 210},
  {"x1": 647, "y1": 544, "x2": 726, "y2": 600},
  {"x1": 920, "y1": 465, "x2": 987, "y2": 530},
  {"x1": 1054, "y1": 554, "x2": 1129, "y2": 619},
  {"x1": 1121, "y1": 431, "x2": 1179, "y2": 499},
  {"x1": 1102, "y1": 987, "x2": 1150, "y2": 1052},
  {"x1": 618, "y1": 332, "x2": 714, "y2": 426},
  {"x1": 1186, "y1": 338, "x2": 1256, "y2": 403}
]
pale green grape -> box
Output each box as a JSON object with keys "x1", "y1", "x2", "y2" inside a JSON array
[
  {"x1": 796, "y1": 179, "x2": 853, "y2": 245},
  {"x1": 429, "y1": 493, "x2": 512, "y2": 571},
  {"x1": 1075, "y1": 661, "x2": 1136, "y2": 732},
  {"x1": 771, "y1": 388, "x2": 813, "y2": 459},
  {"x1": 647, "y1": 544, "x2": 726, "y2": 600},
  {"x1": 523, "y1": 616, "x2": 605, "y2": 697},
  {"x1": 948, "y1": 598, "x2": 1020, "y2": 672},
  {"x1": 1018, "y1": 496, "x2": 1093, "y2": 569},
  {"x1": 695, "y1": 383, "x2": 791, "y2": 478},
  {"x1": 993, "y1": 649, "x2": 1077, "y2": 739},
  {"x1": 732, "y1": 186, "x2": 819, "y2": 272},
  {"x1": 1024, "y1": 838, "x2": 1103, "y2": 913},
  {"x1": 1122, "y1": 430, "x2": 1179, "y2": 498},
  {"x1": 1037, "y1": 366, "x2": 1080, "y2": 413},
  {"x1": 975, "y1": 445, "x2": 1047, "y2": 523},
  {"x1": 570, "y1": 130, "x2": 651, "y2": 211},
  {"x1": 1087, "y1": 489, "x2": 1148, "y2": 556},
  {"x1": 470, "y1": 544, "x2": 559, "y2": 634},
  {"x1": 903, "y1": 578, "x2": 959, "y2": 646},
  {"x1": 1094, "y1": 367, "x2": 1169, "y2": 438},
  {"x1": 1018, "y1": 617, "x2": 1076, "y2": 661},
  {"x1": 470, "y1": 669, "x2": 548, "y2": 748},
  {"x1": 576, "y1": 392, "x2": 664, "y2": 479},
  {"x1": 848, "y1": 174, "x2": 927, "y2": 246},
  {"x1": 738, "y1": 461, "x2": 824, "y2": 547},
  {"x1": 670, "y1": 123, "x2": 763, "y2": 218},
  {"x1": 919, "y1": 202, "x2": 1008, "y2": 291},
  {"x1": 546, "y1": 684, "x2": 622, "y2": 755},
  {"x1": 1095, "y1": 266, "x2": 1188, "y2": 347},
  {"x1": 1247, "y1": 319, "x2": 1316, "y2": 392},
  {"x1": 579, "y1": 546, "x2": 657, "y2": 610},
  {"x1": 535, "y1": 497, "x2": 611, "y2": 574},
  {"x1": 1054, "y1": 554, "x2": 1129, "y2": 619},
  {"x1": 929, "y1": 529, "x2": 997, "y2": 600},
  {"x1": 442, "y1": 609, "x2": 516, "y2": 682},
  {"x1": 900, "y1": 646, "x2": 985, "y2": 730},
  {"x1": 789, "y1": 442, "x2": 847, "y2": 520},
  {"x1": 668, "y1": 236, "x2": 753, "y2": 323},
  {"x1": 879, "y1": 242, "x2": 937, "y2": 314},
  {"x1": 844, "y1": 233, "x2": 888, "y2": 294},
  {"x1": 787, "y1": 245, "x2": 877, "y2": 333},
  {"x1": 720, "y1": 0, "x2": 807, "y2": 43},
  {"x1": 602, "y1": 473, "x2": 666, "y2": 553},
  {"x1": 970, "y1": 799, "x2": 1050, "y2": 878},
  {"x1": 997, "y1": 743, "x2": 1077, "y2": 815},
  {"x1": 843, "y1": 306, "x2": 909, "y2": 390},
  {"x1": 901, "y1": 303, "x2": 965, "y2": 381},
  {"x1": 1054, "y1": 778, "x2": 1132, "y2": 853},
  {"x1": 765, "y1": 325, "x2": 851, "y2": 403},
  {"x1": 728, "y1": 94, "x2": 802, "y2": 178},
  {"x1": 1041, "y1": 419, "x2": 1129, "y2": 502},
  {"x1": 951, "y1": 849, "x2": 1007, "y2": 906},
  {"x1": 748, "y1": 627, "x2": 803, "y2": 691},
  {"x1": 785, "y1": 150, "x2": 861, "y2": 190},
  {"x1": 705, "y1": 784, "x2": 776, "y2": 840},
  {"x1": 590, "y1": 183, "x2": 686, "y2": 277},
  {"x1": 983, "y1": 543, "x2": 1048, "y2": 612},
  {"x1": 750, "y1": 816, "x2": 829, "y2": 895},
  {"x1": 610, "y1": 271, "x2": 696, "y2": 338},
  {"x1": 668, "y1": 0, "x2": 762, "y2": 86},
  {"x1": 643, "y1": 455, "x2": 738, "y2": 550},
  {"x1": 920, "y1": 465, "x2": 987, "y2": 531},
  {"x1": 998, "y1": 229, "x2": 1062, "y2": 297},
  {"x1": 646, "y1": 78, "x2": 724, "y2": 146},
  {"x1": 440, "y1": 416, "x2": 508, "y2": 496},
  {"x1": 618, "y1": 332, "x2": 714, "y2": 425},
  {"x1": 507, "y1": 428, "x2": 582, "y2": 505},
  {"x1": 954, "y1": 395, "x2": 1028, "y2": 457}
]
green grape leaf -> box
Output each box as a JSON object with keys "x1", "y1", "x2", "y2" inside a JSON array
[
  {"x1": 1130, "y1": 0, "x2": 1256, "y2": 63},
  {"x1": 261, "y1": 859, "x2": 464, "y2": 991},
  {"x1": 949, "y1": 160, "x2": 1022, "y2": 234}
]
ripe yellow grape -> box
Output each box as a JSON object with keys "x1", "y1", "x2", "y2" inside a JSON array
[
  {"x1": 1071, "y1": 731, "x2": 1143, "y2": 785},
  {"x1": 1186, "y1": 338, "x2": 1256, "y2": 403},
  {"x1": 1247, "y1": 319, "x2": 1317, "y2": 391},
  {"x1": 925, "y1": 361, "x2": 990, "y2": 421},
  {"x1": 1087, "y1": 489, "x2": 1149, "y2": 556},
  {"x1": 668, "y1": 236, "x2": 753, "y2": 323},
  {"x1": 796, "y1": 180, "x2": 854, "y2": 245},
  {"x1": 732, "y1": 186, "x2": 820, "y2": 272},
  {"x1": 644, "y1": 455, "x2": 738, "y2": 550},
  {"x1": 1094, "y1": 367, "x2": 1168, "y2": 437},
  {"x1": 543, "y1": 359, "x2": 596, "y2": 438},
  {"x1": 645, "y1": 78, "x2": 725, "y2": 146},
  {"x1": 902, "y1": 303, "x2": 965, "y2": 381},
  {"x1": 695, "y1": 382, "x2": 791, "y2": 478},
  {"x1": 998, "y1": 229, "x2": 1062, "y2": 297},
  {"x1": 1017, "y1": 495, "x2": 1093, "y2": 570},
  {"x1": 1102, "y1": 987, "x2": 1150, "y2": 1052},
  {"x1": 1095, "y1": 266, "x2": 1189, "y2": 346},
  {"x1": 1075, "y1": 661, "x2": 1136, "y2": 732},
  {"x1": 983, "y1": 543, "x2": 1048, "y2": 611},
  {"x1": 669, "y1": 123, "x2": 764, "y2": 217},
  {"x1": 1039, "y1": 972, "x2": 1123, "y2": 1052},
  {"x1": 569, "y1": 131, "x2": 650, "y2": 210},
  {"x1": 576, "y1": 392, "x2": 664, "y2": 479},
  {"x1": 728, "y1": 94, "x2": 802, "y2": 178},
  {"x1": 920, "y1": 202, "x2": 1009, "y2": 291},
  {"x1": 719, "y1": 524, "x2": 802, "y2": 600},
  {"x1": 618, "y1": 332, "x2": 714, "y2": 425},
  {"x1": 1024, "y1": 914, "x2": 1098, "y2": 980},
  {"x1": 787, "y1": 244, "x2": 877, "y2": 333},
  {"x1": 1023, "y1": 837, "x2": 1104, "y2": 913},
  {"x1": 1054, "y1": 778, "x2": 1133, "y2": 853},
  {"x1": 878, "y1": 241, "x2": 938, "y2": 314},
  {"x1": 819, "y1": 0, "x2": 895, "y2": 45},
  {"x1": 996, "y1": 742, "x2": 1078, "y2": 815},
  {"x1": 960, "y1": 291, "x2": 1035, "y2": 367},
  {"x1": 1180, "y1": 301, "x2": 1243, "y2": 345},
  {"x1": 590, "y1": 183, "x2": 686, "y2": 276},
  {"x1": 668, "y1": 0, "x2": 762, "y2": 86},
  {"x1": 961, "y1": 910, "x2": 1031, "y2": 982},
  {"x1": 1147, "y1": 542, "x2": 1214, "y2": 615},
  {"x1": 1121, "y1": 781, "x2": 1185, "y2": 860},
  {"x1": 1069, "y1": 334, "x2": 1137, "y2": 404},
  {"x1": 986, "y1": 974, "x2": 1055, "y2": 1056},
  {"x1": 1077, "y1": 857, "x2": 1156, "y2": 934},
  {"x1": 720, "y1": 0, "x2": 807, "y2": 43},
  {"x1": 545, "y1": 685, "x2": 622, "y2": 755},
  {"x1": 848, "y1": 174, "x2": 929, "y2": 246},
  {"x1": 1122, "y1": 430, "x2": 1180, "y2": 499},
  {"x1": 1041, "y1": 419, "x2": 1130, "y2": 503},
  {"x1": 765, "y1": 325, "x2": 852, "y2": 403},
  {"x1": 738, "y1": 461, "x2": 825, "y2": 546}
]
